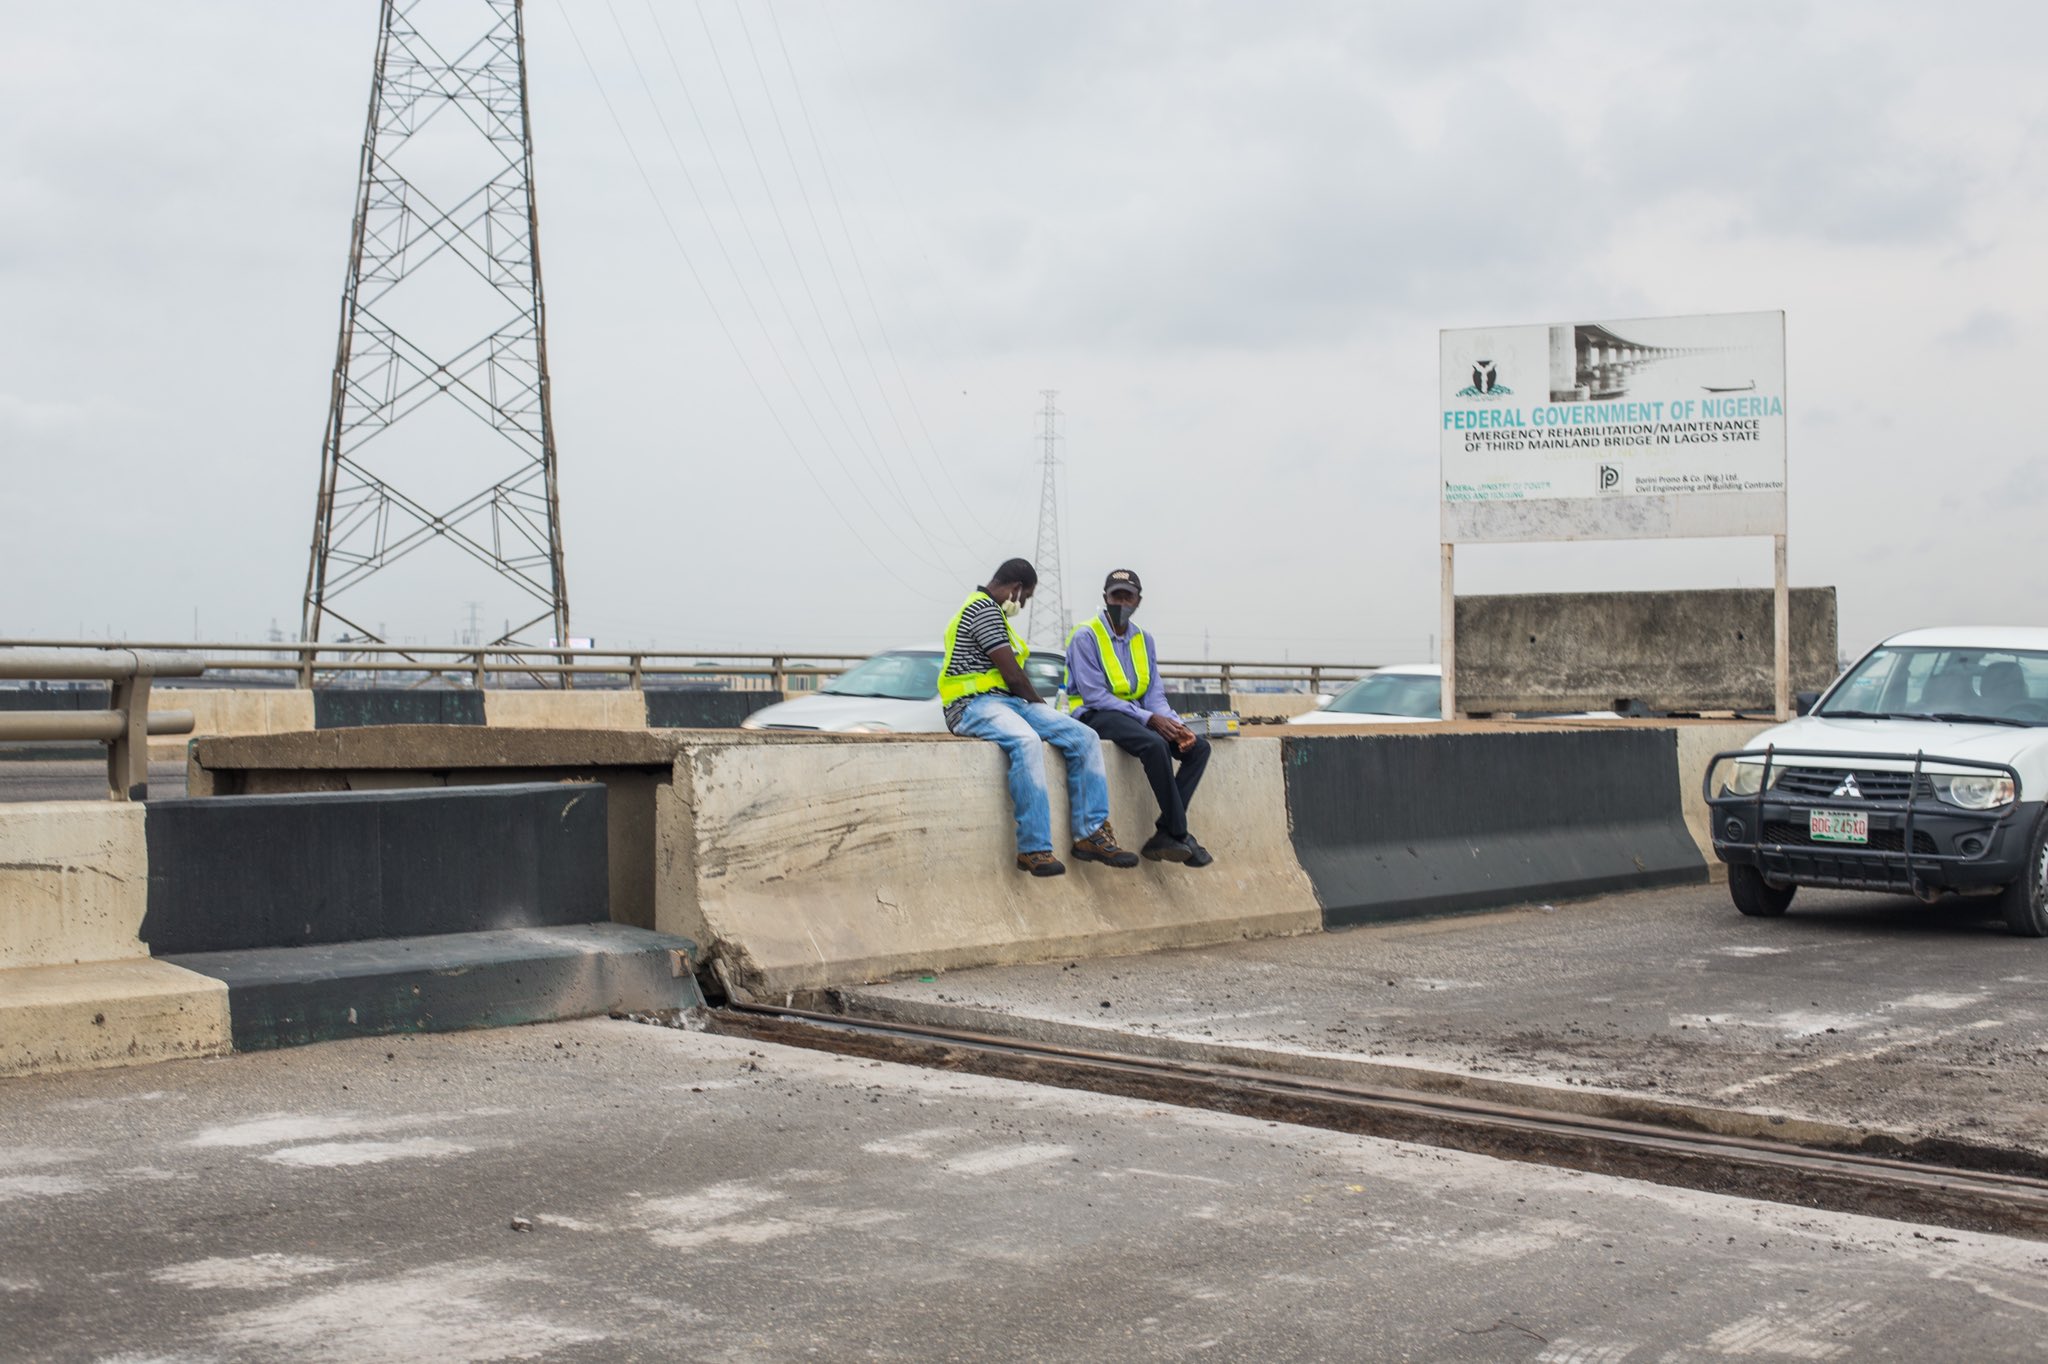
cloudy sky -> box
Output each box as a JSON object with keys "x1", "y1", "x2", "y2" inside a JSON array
[{"x1": 3, "y1": 1, "x2": 2044, "y2": 663}]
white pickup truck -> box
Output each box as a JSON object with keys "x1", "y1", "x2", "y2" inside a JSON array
[{"x1": 1705, "y1": 627, "x2": 2048, "y2": 936}]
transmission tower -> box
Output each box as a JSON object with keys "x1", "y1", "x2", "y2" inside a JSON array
[
  {"x1": 1026, "y1": 390, "x2": 1070, "y2": 647},
  {"x1": 301, "y1": 0, "x2": 570, "y2": 649}
]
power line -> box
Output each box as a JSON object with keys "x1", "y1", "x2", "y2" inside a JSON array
[
  {"x1": 759, "y1": 0, "x2": 1003, "y2": 544},
  {"x1": 599, "y1": 0, "x2": 959, "y2": 577},
  {"x1": 551, "y1": 0, "x2": 946, "y2": 604},
  {"x1": 683, "y1": 0, "x2": 969, "y2": 563}
]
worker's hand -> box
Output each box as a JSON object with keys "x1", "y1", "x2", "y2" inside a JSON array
[{"x1": 1149, "y1": 713, "x2": 1197, "y2": 751}]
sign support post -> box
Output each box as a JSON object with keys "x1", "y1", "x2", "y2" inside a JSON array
[
  {"x1": 1439, "y1": 542, "x2": 1459, "y2": 720},
  {"x1": 1773, "y1": 533, "x2": 1790, "y2": 721}
]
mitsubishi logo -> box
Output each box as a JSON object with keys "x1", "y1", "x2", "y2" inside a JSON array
[{"x1": 1831, "y1": 774, "x2": 1862, "y2": 799}]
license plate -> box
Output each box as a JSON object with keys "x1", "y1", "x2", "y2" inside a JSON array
[{"x1": 1810, "y1": 809, "x2": 1868, "y2": 844}]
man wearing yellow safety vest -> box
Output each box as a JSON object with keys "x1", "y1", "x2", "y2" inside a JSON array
[
  {"x1": 941, "y1": 558, "x2": 1141, "y2": 878},
  {"x1": 1063, "y1": 569, "x2": 1214, "y2": 867}
]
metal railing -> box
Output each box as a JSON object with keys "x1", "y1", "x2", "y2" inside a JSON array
[
  {"x1": 0, "y1": 640, "x2": 1378, "y2": 697},
  {"x1": 0, "y1": 649, "x2": 203, "y2": 799}
]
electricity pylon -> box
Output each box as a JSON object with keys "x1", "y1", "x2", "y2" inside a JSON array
[
  {"x1": 301, "y1": 0, "x2": 570, "y2": 649},
  {"x1": 1026, "y1": 390, "x2": 1070, "y2": 648}
]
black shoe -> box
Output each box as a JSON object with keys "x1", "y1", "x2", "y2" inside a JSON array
[
  {"x1": 1182, "y1": 834, "x2": 1214, "y2": 868},
  {"x1": 1141, "y1": 832, "x2": 1195, "y2": 863}
]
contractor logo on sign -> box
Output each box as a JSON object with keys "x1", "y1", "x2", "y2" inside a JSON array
[
  {"x1": 1597, "y1": 464, "x2": 1621, "y2": 492},
  {"x1": 1454, "y1": 360, "x2": 1512, "y2": 398}
]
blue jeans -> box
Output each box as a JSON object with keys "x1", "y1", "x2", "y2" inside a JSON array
[{"x1": 952, "y1": 694, "x2": 1111, "y2": 854}]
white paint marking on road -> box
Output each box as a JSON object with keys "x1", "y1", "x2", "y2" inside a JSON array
[
  {"x1": 1536, "y1": 1340, "x2": 1637, "y2": 1364},
  {"x1": 0, "y1": 1145, "x2": 91, "y2": 1170},
  {"x1": 0, "y1": 1174, "x2": 95, "y2": 1202},
  {"x1": 860, "y1": 1126, "x2": 965, "y2": 1159},
  {"x1": 154, "y1": 1254, "x2": 345, "y2": 1292},
  {"x1": 1704, "y1": 1298, "x2": 1907, "y2": 1360},
  {"x1": 0, "y1": 1276, "x2": 39, "y2": 1293},
  {"x1": 1715, "y1": 945, "x2": 1790, "y2": 957},
  {"x1": 638, "y1": 1180, "x2": 782, "y2": 1233},
  {"x1": 1673, "y1": 1010, "x2": 1872, "y2": 1039},
  {"x1": 941, "y1": 1143, "x2": 1074, "y2": 1175},
  {"x1": 1110, "y1": 1167, "x2": 1233, "y2": 1188},
  {"x1": 263, "y1": 1138, "x2": 472, "y2": 1169},
  {"x1": 187, "y1": 1115, "x2": 374, "y2": 1149},
  {"x1": 1713, "y1": 1020, "x2": 2004, "y2": 1099},
  {"x1": 1892, "y1": 992, "x2": 1983, "y2": 1011},
  {"x1": 652, "y1": 1216, "x2": 807, "y2": 1250},
  {"x1": 533, "y1": 1214, "x2": 613, "y2": 1233},
  {"x1": 212, "y1": 1261, "x2": 603, "y2": 1362}
]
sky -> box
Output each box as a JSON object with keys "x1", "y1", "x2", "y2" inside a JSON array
[{"x1": 3, "y1": 0, "x2": 2045, "y2": 665}]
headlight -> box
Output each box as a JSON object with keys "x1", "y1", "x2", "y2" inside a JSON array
[
  {"x1": 1932, "y1": 773, "x2": 2016, "y2": 809},
  {"x1": 1725, "y1": 760, "x2": 1770, "y2": 796}
]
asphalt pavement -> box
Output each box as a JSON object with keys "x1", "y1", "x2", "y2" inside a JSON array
[
  {"x1": 3, "y1": 1018, "x2": 2046, "y2": 1362},
  {"x1": 850, "y1": 881, "x2": 2048, "y2": 1160}
]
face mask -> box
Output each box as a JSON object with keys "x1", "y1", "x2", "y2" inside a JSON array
[
  {"x1": 1105, "y1": 602, "x2": 1134, "y2": 631},
  {"x1": 998, "y1": 595, "x2": 1024, "y2": 619}
]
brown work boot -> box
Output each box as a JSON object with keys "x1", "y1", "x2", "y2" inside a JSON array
[
  {"x1": 1016, "y1": 850, "x2": 1066, "y2": 877},
  {"x1": 1071, "y1": 822, "x2": 1139, "y2": 869}
]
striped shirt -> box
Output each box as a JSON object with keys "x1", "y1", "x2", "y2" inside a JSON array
[{"x1": 942, "y1": 590, "x2": 1020, "y2": 730}]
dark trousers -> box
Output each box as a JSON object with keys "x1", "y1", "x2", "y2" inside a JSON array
[{"x1": 1080, "y1": 708, "x2": 1211, "y2": 840}]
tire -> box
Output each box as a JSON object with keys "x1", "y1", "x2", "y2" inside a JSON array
[
  {"x1": 1729, "y1": 863, "x2": 1795, "y2": 918},
  {"x1": 1996, "y1": 813, "x2": 2048, "y2": 938}
]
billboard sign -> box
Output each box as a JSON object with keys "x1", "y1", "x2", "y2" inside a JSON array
[{"x1": 1440, "y1": 310, "x2": 1785, "y2": 543}]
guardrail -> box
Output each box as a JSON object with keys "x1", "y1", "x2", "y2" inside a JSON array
[
  {"x1": 0, "y1": 649, "x2": 203, "y2": 799},
  {"x1": 0, "y1": 641, "x2": 1379, "y2": 696}
]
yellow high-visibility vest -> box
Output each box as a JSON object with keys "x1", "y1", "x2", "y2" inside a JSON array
[
  {"x1": 938, "y1": 590, "x2": 1030, "y2": 706},
  {"x1": 1063, "y1": 616, "x2": 1152, "y2": 713}
]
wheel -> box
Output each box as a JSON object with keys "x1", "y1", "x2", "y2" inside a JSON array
[
  {"x1": 1995, "y1": 813, "x2": 2048, "y2": 938},
  {"x1": 1729, "y1": 863, "x2": 1795, "y2": 917}
]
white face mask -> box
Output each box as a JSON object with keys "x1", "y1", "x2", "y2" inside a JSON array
[{"x1": 998, "y1": 595, "x2": 1024, "y2": 619}]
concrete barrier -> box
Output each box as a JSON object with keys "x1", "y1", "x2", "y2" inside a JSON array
[
  {"x1": 485, "y1": 690, "x2": 649, "y2": 729},
  {"x1": 659, "y1": 734, "x2": 1321, "y2": 995},
  {"x1": 1455, "y1": 588, "x2": 1838, "y2": 714},
  {"x1": 1231, "y1": 693, "x2": 1322, "y2": 721},
  {"x1": 191, "y1": 721, "x2": 1730, "y2": 995},
  {"x1": 1, "y1": 802, "x2": 149, "y2": 970},
  {"x1": 1282, "y1": 728, "x2": 1707, "y2": 927},
  {"x1": 1, "y1": 801, "x2": 231, "y2": 1077},
  {"x1": 645, "y1": 689, "x2": 780, "y2": 729}
]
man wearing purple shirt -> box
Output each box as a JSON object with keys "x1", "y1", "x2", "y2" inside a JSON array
[{"x1": 1063, "y1": 569, "x2": 1215, "y2": 867}]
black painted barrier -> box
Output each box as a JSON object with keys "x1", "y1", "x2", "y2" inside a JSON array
[
  {"x1": 312, "y1": 689, "x2": 486, "y2": 728},
  {"x1": 1283, "y1": 729, "x2": 1705, "y2": 928},
  {"x1": 0, "y1": 685, "x2": 112, "y2": 710},
  {"x1": 645, "y1": 688, "x2": 778, "y2": 729},
  {"x1": 1165, "y1": 691, "x2": 1232, "y2": 713},
  {"x1": 141, "y1": 783, "x2": 608, "y2": 955}
]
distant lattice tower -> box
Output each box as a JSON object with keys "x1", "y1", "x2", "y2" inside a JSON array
[
  {"x1": 1026, "y1": 390, "x2": 1069, "y2": 648},
  {"x1": 301, "y1": 0, "x2": 570, "y2": 648}
]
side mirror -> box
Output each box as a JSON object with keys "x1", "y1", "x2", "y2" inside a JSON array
[
  {"x1": 1794, "y1": 691, "x2": 1821, "y2": 716},
  {"x1": 1313, "y1": 693, "x2": 1333, "y2": 709}
]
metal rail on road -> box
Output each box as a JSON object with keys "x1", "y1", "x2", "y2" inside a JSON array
[
  {"x1": 0, "y1": 639, "x2": 1376, "y2": 696},
  {"x1": 0, "y1": 648, "x2": 202, "y2": 800},
  {"x1": 712, "y1": 1002, "x2": 2048, "y2": 1241}
]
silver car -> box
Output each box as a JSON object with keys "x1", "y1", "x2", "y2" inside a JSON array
[{"x1": 739, "y1": 645, "x2": 1069, "y2": 733}]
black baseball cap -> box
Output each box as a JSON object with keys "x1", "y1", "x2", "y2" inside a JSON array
[{"x1": 1103, "y1": 569, "x2": 1142, "y2": 595}]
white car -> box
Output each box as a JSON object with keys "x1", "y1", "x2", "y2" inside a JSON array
[
  {"x1": 1706, "y1": 626, "x2": 2048, "y2": 936},
  {"x1": 739, "y1": 645, "x2": 1068, "y2": 734},
  {"x1": 1286, "y1": 665, "x2": 1442, "y2": 726}
]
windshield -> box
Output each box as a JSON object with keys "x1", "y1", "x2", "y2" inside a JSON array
[
  {"x1": 1326, "y1": 673, "x2": 1441, "y2": 718},
  {"x1": 1819, "y1": 646, "x2": 2048, "y2": 725},
  {"x1": 824, "y1": 651, "x2": 942, "y2": 701}
]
